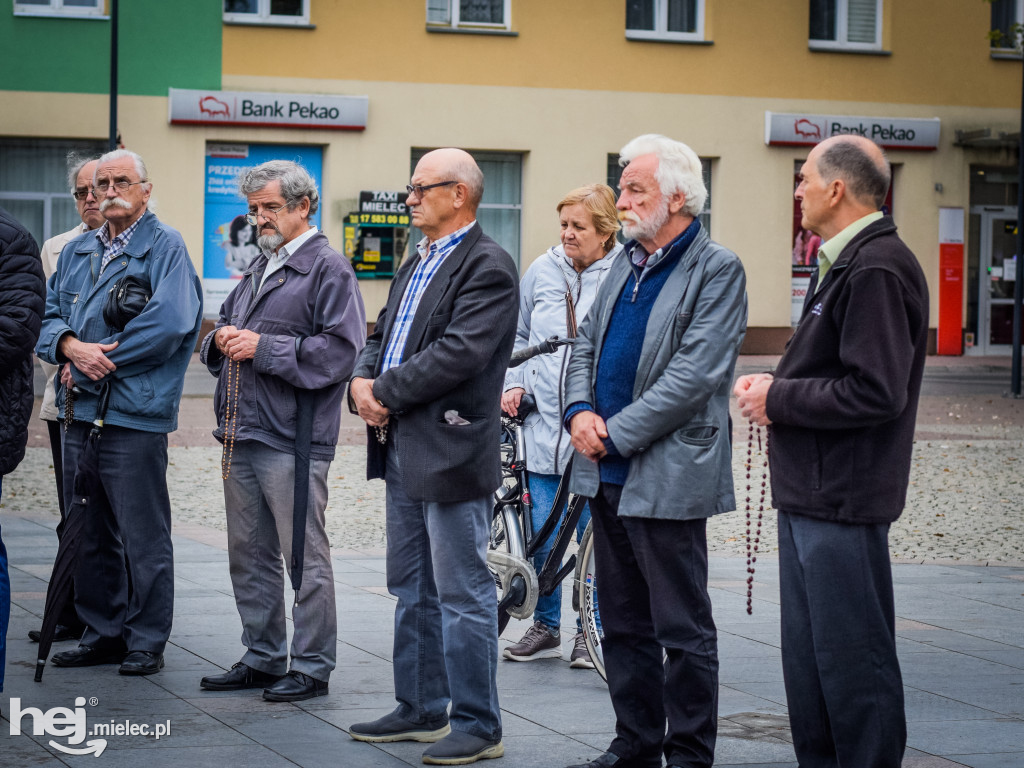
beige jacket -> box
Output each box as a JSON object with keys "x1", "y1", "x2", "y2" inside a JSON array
[{"x1": 37, "y1": 222, "x2": 91, "y2": 421}]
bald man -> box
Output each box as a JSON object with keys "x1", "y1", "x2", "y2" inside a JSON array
[
  {"x1": 348, "y1": 149, "x2": 518, "y2": 765},
  {"x1": 734, "y1": 135, "x2": 928, "y2": 768}
]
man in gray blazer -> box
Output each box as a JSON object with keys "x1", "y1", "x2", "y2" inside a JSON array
[
  {"x1": 563, "y1": 135, "x2": 747, "y2": 768},
  {"x1": 348, "y1": 148, "x2": 519, "y2": 766}
]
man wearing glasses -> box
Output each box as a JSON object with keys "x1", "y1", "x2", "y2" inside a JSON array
[
  {"x1": 28, "y1": 155, "x2": 103, "y2": 647},
  {"x1": 36, "y1": 149, "x2": 203, "y2": 676},
  {"x1": 199, "y1": 160, "x2": 365, "y2": 702},
  {"x1": 347, "y1": 148, "x2": 518, "y2": 765}
]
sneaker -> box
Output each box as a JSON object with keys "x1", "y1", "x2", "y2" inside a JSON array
[
  {"x1": 569, "y1": 632, "x2": 595, "y2": 669},
  {"x1": 422, "y1": 730, "x2": 504, "y2": 765},
  {"x1": 502, "y1": 621, "x2": 561, "y2": 662},
  {"x1": 349, "y1": 707, "x2": 451, "y2": 743}
]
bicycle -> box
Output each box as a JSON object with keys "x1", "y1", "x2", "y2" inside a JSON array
[{"x1": 486, "y1": 336, "x2": 606, "y2": 680}]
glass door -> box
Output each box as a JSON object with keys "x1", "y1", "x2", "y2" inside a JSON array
[{"x1": 975, "y1": 206, "x2": 1020, "y2": 355}]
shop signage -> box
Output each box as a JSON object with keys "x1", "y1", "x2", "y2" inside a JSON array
[
  {"x1": 169, "y1": 88, "x2": 368, "y2": 131},
  {"x1": 765, "y1": 112, "x2": 940, "y2": 150}
]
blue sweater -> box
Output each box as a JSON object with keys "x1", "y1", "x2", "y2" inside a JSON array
[{"x1": 568, "y1": 220, "x2": 700, "y2": 485}]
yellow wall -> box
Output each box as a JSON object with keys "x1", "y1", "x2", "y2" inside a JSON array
[{"x1": 223, "y1": 0, "x2": 1019, "y2": 109}]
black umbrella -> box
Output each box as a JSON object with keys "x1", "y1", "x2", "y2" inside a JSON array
[{"x1": 35, "y1": 382, "x2": 111, "y2": 682}]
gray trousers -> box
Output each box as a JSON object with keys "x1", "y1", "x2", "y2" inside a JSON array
[{"x1": 223, "y1": 440, "x2": 336, "y2": 681}]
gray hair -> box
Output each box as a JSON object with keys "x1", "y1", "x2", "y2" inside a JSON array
[
  {"x1": 96, "y1": 148, "x2": 149, "y2": 183},
  {"x1": 66, "y1": 153, "x2": 99, "y2": 193},
  {"x1": 619, "y1": 134, "x2": 707, "y2": 217},
  {"x1": 238, "y1": 160, "x2": 320, "y2": 216},
  {"x1": 816, "y1": 139, "x2": 891, "y2": 209},
  {"x1": 449, "y1": 154, "x2": 484, "y2": 207}
]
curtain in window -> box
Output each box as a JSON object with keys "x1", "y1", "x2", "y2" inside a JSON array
[
  {"x1": 427, "y1": 0, "x2": 450, "y2": 24},
  {"x1": 224, "y1": 0, "x2": 257, "y2": 12},
  {"x1": 461, "y1": 0, "x2": 503, "y2": 24},
  {"x1": 991, "y1": 0, "x2": 1017, "y2": 47},
  {"x1": 270, "y1": 0, "x2": 303, "y2": 16},
  {"x1": 667, "y1": 0, "x2": 696, "y2": 33},
  {"x1": 809, "y1": 0, "x2": 836, "y2": 41},
  {"x1": 846, "y1": 0, "x2": 877, "y2": 44},
  {"x1": 627, "y1": 0, "x2": 656, "y2": 31}
]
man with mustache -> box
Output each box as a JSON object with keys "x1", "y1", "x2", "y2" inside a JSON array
[
  {"x1": 37, "y1": 148, "x2": 203, "y2": 676},
  {"x1": 28, "y1": 155, "x2": 103, "y2": 646},
  {"x1": 734, "y1": 135, "x2": 927, "y2": 768},
  {"x1": 199, "y1": 160, "x2": 365, "y2": 702},
  {"x1": 563, "y1": 134, "x2": 747, "y2": 768}
]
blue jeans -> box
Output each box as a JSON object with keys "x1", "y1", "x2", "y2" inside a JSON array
[
  {"x1": 385, "y1": 443, "x2": 501, "y2": 741},
  {"x1": 527, "y1": 471, "x2": 598, "y2": 634},
  {"x1": 0, "y1": 476, "x2": 8, "y2": 692}
]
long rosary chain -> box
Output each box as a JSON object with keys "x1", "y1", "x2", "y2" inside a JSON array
[
  {"x1": 64, "y1": 385, "x2": 75, "y2": 430},
  {"x1": 374, "y1": 422, "x2": 388, "y2": 445},
  {"x1": 221, "y1": 359, "x2": 240, "y2": 479},
  {"x1": 745, "y1": 422, "x2": 768, "y2": 615}
]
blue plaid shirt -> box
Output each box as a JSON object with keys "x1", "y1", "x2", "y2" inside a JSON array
[
  {"x1": 381, "y1": 221, "x2": 475, "y2": 372},
  {"x1": 97, "y1": 216, "x2": 143, "y2": 274}
]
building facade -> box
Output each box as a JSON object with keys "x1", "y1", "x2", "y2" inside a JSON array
[{"x1": 2, "y1": 0, "x2": 1021, "y2": 353}]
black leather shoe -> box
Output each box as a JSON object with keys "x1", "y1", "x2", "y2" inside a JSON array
[
  {"x1": 262, "y1": 670, "x2": 329, "y2": 702},
  {"x1": 29, "y1": 624, "x2": 83, "y2": 643},
  {"x1": 201, "y1": 662, "x2": 283, "y2": 691},
  {"x1": 51, "y1": 644, "x2": 127, "y2": 667},
  {"x1": 119, "y1": 651, "x2": 164, "y2": 676}
]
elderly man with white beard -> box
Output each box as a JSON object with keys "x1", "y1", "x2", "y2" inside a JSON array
[
  {"x1": 37, "y1": 148, "x2": 203, "y2": 676},
  {"x1": 562, "y1": 135, "x2": 747, "y2": 768}
]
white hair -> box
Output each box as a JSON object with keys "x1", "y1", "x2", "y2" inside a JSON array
[
  {"x1": 619, "y1": 134, "x2": 706, "y2": 217},
  {"x1": 96, "y1": 148, "x2": 149, "y2": 184}
]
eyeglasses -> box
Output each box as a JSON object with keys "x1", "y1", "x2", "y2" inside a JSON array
[
  {"x1": 72, "y1": 187, "x2": 92, "y2": 201},
  {"x1": 244, "y1": 203, "x2": 287, "y2": 226},
  {"x1": 406, "y1": 180, "x2": 457, "y2": 198},
  {"x1": 92, "y1": 179, "x2": 147, "y2": 195}
]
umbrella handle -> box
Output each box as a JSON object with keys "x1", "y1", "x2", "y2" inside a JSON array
[{"x1": 94, "y1": 381, "x2": 112, "y2": 427}]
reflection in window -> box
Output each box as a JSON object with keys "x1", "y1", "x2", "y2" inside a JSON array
[
  {"x1": 427, "y1": 0, "x2": 510, "y2": 29},
  {"x1": 626, "y1": 0, "x2": 703, "y2": 42},
  {"x1": 14, "y1": 0, "x2": 103, "y2": 16},
  {"x1": 809, "y1": 0, "x2": 881, "y2": 50},
  {"x1": 223, "y1": 0, "x2": 308, "y2": 25}
]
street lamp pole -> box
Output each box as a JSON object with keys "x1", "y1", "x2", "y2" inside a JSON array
[{"x1": 108, "y1": 0, "x2": 118, "y2": 151}]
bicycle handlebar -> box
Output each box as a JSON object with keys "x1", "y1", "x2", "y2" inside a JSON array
[{"x1": 508, "y1": 336, "x2": 574, "y2": 368}]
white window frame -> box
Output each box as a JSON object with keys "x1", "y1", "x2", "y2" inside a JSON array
[
  {"x1": 13, "y1": 0, "x2": 105, "y2": 18},
  {"x1": 990, "y1": 0, "x2": 1024, "y2": 53},
  {"x1": 625, "y1": 0, "x2": 705, "y2": 43},
  {"x1": 808, "y1": 0, "x2": 882, "y2": 52},
  {"x1": 426, "y1": 0, "x2": 511, "y2": 31},
  {"x1": 223, "y1": 0, "x2": 310, "y2": 27}
]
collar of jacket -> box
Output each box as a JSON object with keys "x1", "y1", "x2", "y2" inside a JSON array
[
  {"x1": 829, "y1": 215, "x2": 897, "y2": 271},
  {"x1": 74, "y1": 208, "x2": 158, "y2": 259},
  {"x1": 549, "y1": 242, "x2": 621, "y2": 275},
  {"x1": 242, "y1": 230, "x2": 329, "y2": 279}
]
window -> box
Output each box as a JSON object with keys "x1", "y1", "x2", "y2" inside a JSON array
[
  {"x1": 0, "y1": 138, "x2": 107, "y2": 247},
  {"x1": 223, "y1": 0, "x2": 309, "y2": 26},
  {"x1": 990, "y1": 0, "x2": 1023, "y2": 52},
  {"x1": 409, "y1": 149, "x2": 522, "y2": 267},
  {"x1": 427, "y1": 0, "x2": 510, "y2": 30},
  {"x1": 809, "y1": 0, "x2": 881, "y2": 51},
  {"x1": 13, "y1": 0, "x2": 104, "y2": 17},
  {"x1": 626, "y1": 0, "x2": 704, "y2": 42},
  {"x1": 606, "y1": 153, "x2": 713, "y2": 235}
]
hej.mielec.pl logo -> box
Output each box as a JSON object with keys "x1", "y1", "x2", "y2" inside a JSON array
[{"x1": 9, "y1": 695, "x2": 171, "y2": 757}]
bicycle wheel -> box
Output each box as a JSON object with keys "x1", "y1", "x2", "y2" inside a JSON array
[{"x1": 575, "y1": 521, "x2": 605, "y2": 681}]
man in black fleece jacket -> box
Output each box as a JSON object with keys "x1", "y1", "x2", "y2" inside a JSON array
[{"x1": 734, "y1": 135, "x2": 928, "y2": 768}]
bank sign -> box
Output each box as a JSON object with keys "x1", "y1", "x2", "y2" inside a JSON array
[
  {"x1": 765, "y1": 112, "x2": 940, "y2": 150},
  {"x1": 168, "y1": 88, "x2": 368, "y2": 131}
]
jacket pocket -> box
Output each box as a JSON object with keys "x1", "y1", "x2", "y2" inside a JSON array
[
  {"x1": 59, "y1": 289, "x2": 79, "y2": 320},
  {"x1": 675, "y1": 424, "x2": 718, "y2": 446},
  {"x1": 672, "y1": 311, "x2": 693, "y2": 346}
]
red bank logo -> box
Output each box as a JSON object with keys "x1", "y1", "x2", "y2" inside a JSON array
[
  {"x1": 794, "y1": 119, "x2": 822, "y2": 139},
  {"x1": 199, "y1": 96, "x2": 230, "y2": 118}
]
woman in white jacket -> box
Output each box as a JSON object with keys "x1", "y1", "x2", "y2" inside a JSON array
[{"x1": 500, "y1": 184, "x2": 622, "y2": 667}]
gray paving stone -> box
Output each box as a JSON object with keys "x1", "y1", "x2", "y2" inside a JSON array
[
  {"x1": 908, "y1": 719, "x2": 1024, "y2": 755},
  {"x1": 943, "y1": 753, "x2": 1024, "y2": 768}
]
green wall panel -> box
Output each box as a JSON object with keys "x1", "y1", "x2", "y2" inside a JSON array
[{"x1": 0, "y1": 1, "x2": 221, "y2": 96}]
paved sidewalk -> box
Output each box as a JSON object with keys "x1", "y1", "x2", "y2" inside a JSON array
[
  {"x1": 2, "y1": 354, "x2": 1021, "y2": 766},
  {"x1": 3, "y1": 514, "x2": 1022, "y2": 767}
]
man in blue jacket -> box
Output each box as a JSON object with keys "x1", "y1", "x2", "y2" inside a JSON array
[
  {"x1": 564, "y1": 134, "x2": 747, "y2": 768},
  {"x1": 37, "y1": 149, "x2": 203, "y2": 676},
  {"x1": 735, "y1": 134, "x2": 928, "y2": 768},
  {"x1": 199, "y1": 160, "x2": 366, "y2": 703}
]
